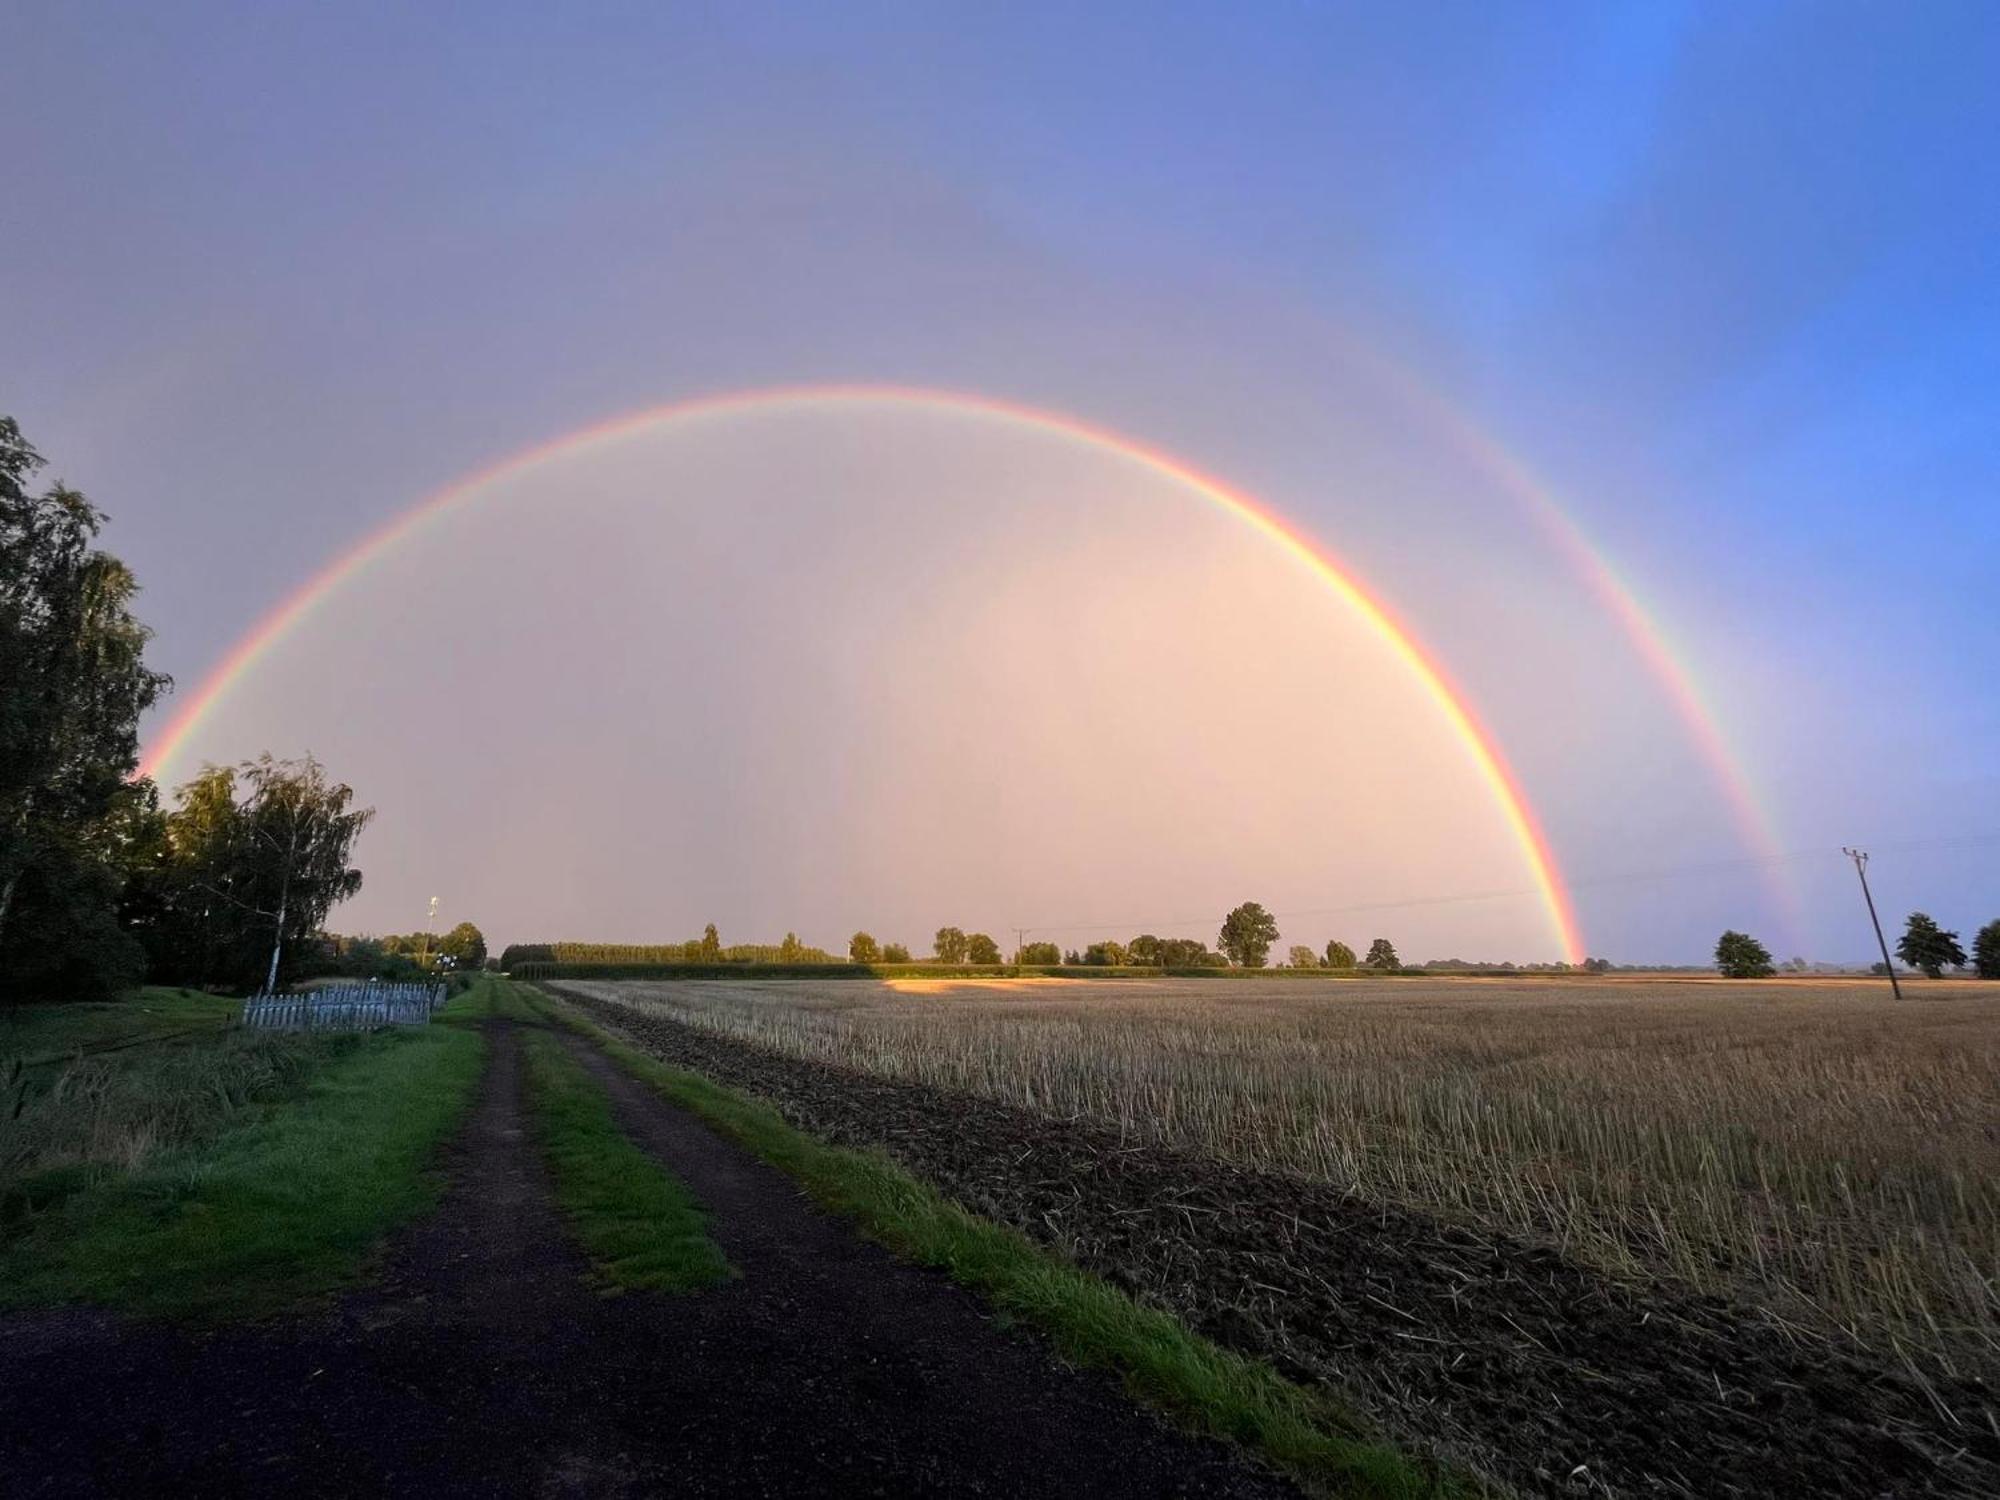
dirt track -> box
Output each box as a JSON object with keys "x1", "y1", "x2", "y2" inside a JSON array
[
  {"x1": 0, "y1": 1019, "x2": 1298, "y2": 1497},
  {"x1": 558, "y1": 988, "x2": 2000, "y2": 1499}
]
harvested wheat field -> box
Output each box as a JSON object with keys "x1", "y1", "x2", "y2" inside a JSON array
[{"x1": 556, "y1": 974, "x2": 1999, "y2": 1495}]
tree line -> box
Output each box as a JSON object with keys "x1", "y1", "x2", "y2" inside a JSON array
[
  {"x1": 1716, "y1": 910, "x2": 2000, "y2": 980},
  {"x1": 2, "y1": 415, "x2": 376, "y2": 1000},
  {"x1": 512, "y1": 904, "x2": 1422, "y2": 973},
  {"x1": 499, "y1": 930, "x2": 840, "y2": 970}
]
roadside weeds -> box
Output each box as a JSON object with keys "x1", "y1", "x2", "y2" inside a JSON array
[{"x1": 0, "y1": 991, "x2": 487, "y2": 1320}]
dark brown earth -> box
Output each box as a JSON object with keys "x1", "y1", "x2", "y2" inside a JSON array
[
  {"x1": 0, "y1": 1019, "x2": 1301, "y2": 1498},
  {"x1": 556, "y1": 987, "x2": 2000, "y2": 1499}
]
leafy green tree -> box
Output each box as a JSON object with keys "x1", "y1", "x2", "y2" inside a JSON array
[
  {"x1": 966, "y1": 932, "x2": 1001, "y2": 965},
  {"x1": 1714, "y1": 929, "x2": 1774, "y2": 979},
  {"x1": 882, "y1": 941, "x2": 911, "y2": 964},
  {"x1": 849, "y1": 931, "x2": 881, "y2": 963},
  {"x1": 1126, "y1": 934, "x2": 1162, "y2": 966},
  {"x1": 1, "y1": 416, "x2": 170, "y2": 996},
  {"x1": 1973, "y1": 919, "x2": 2000, "y2": 980},
  {"x1": 1896, "y1": 912, "x2": 1965, "y2": 978},
  {"x1": 1323, "y1": 939, "x2": 1357, "y2": 969},
  {"x1": 1217, "y1": 902, "x2": 1279, "y2": 968},
  {"x1": 1364, "y1": 937, "x2": 1401, "y2": 971},
  {"x1": 698, "y1": 923, "x2": 722, "y2": 962},
  {"x1": 1014, "y1": 940, "x2": 1061, "y2": 965},
  {"x1": 1287, "y1": 945, "x2": 1319, "y2": 968},
  {"x1": 439, "y1": 921, "x2": 487, "y2": 968},
  {"x1": 1082, "y1": 939, "x2": 1128, "y2": 965},
  {"x1": 1157, "y1": 936, "x2": 1226, "y2": 967},
  {"x1": 933, "y1": 927, "x2": 969, "y2": 964},
  {"x1": 777, "y1": 931, "x2": 804, "y2": 962},
  {"x1": 143, "y1": 757, "x2": 371, "y2": 990},
  {"x1": 0, "y1": 777, "x2": 152, "y2": 999}
]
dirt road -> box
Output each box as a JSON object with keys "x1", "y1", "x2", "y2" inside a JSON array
[{"x1": 0, "y1": 1020, "x2": 1298, "y2": 1498}]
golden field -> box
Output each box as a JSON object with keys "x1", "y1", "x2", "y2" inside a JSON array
[{"x1": 566, "y1": 973, "x2": 1999, "y2": 1379}]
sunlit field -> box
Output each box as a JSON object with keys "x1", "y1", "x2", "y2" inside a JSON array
[{"x1": 564, "y1": 974, "x2": 1999, "y2": 1379}]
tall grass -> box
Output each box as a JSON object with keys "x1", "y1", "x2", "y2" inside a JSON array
[
  {"x1": 1, "y1": 1020, "x2": 484, "y2": 1318},
  {"x1": 3, "y1": 1033, "x2": 327, "y2": 1196},
  {"x1": 565, "y1": 975, "x2": 2000, "y2": 1379}
]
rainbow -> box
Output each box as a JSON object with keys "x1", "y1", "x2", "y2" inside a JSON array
[
  {"x1": 137, "y1": 383, "x2": 1588, "y2": 961},
  {"x1": 1359, "y1": 360, "x2": 1800, "y2": 936}
]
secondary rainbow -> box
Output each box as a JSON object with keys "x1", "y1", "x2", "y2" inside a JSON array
[
  {"x1": 137, "y1": 383, "x2": 1588, "y2": 962},
  {"x1": 1358, "y1": 357, "x2": 1800, "y2": 937}
]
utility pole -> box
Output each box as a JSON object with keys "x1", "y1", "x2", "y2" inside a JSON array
[
  {"x1": 1842, "y1": 848, "x2": 1901, "y2": 999},
  {"x1": 421, "y1": 895, "x2": 439, "y2": 970},
  {"x1": 1013, "y1": 927, "x2": 1029, "y2": 965}
]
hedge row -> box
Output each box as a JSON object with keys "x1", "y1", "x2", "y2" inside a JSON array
[{"x1": 510, "y1": 961, "x2": 1415, "y2": 982}]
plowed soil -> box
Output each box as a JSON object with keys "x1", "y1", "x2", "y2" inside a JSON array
[{"x1": 558, "y1": 987, "x2": 2000, "y2": 1498}]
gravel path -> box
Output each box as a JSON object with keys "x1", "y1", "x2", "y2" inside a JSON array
[{"x1": 0, "y1": 1019, "x2": 1300, "y2": 1497}]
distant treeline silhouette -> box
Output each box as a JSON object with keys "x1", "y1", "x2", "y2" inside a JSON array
[{"x1": 500, "y1": 929, "x2": 836, "y2": 970}]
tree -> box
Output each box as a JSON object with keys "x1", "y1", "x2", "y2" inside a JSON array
[
  {"x1": 144, "y1": 757, "x2": 371, "y2": 991},
  {"x1": 439, "y1": 921, "x2": 487, "y2": 969},
  {"x1": 1217, "y1": 902, "x2": 1279, "y2": 968},
  {"x1": 1127, "y1": 934, "x2": 1162, "y2": 966},
  {"x1": 777, "y1": 931, "x2": 804, "y2": 962},
  {"x1": 1973, "y1": 919, "x2": 2000, "y2": 980},
  {"x1": 1157, "y1": 936, "x2": 1225, "y2": 968},
  {"x1": 1082, "y1": 939, "x2": 1128, "y2": 966},
  {"x1": 1322, "y1": 939, "x2": 1356, "y2": 969},
  {"x1": 1015, "y1": 940, "x2": 1061, "y2": 965},
  {"x1": 882, "y1": 941, "x2": 911, "y2": 964},
  {"x1": 0, "y1": 777, "x2": 152, "y2": 999},
  {"x1": 1, "y1": 416, "x2": 170, "y2": 996},
  {"x1": 966, "y1": 932, "x2": 1001, "y2": 965},
  {"x1": 438, "y1": 924, "x2": 484, "y2": 968},
  {"x1": 849, "y1": 931, "x2": 881, "y2": 963},
  {"x1": 1287, "y1": 945, "x2": 1319, "y2": 968},
  {"x1": 933, "y1": 927, "x2": 969, "y2": 964},
  {"x1": 1714, "y1": 929, "x2": 1774, "y2": 979},
  {"x1": 698, "y1": 923, "x2": 722, "y2": 962},
  {"x1": 1364, "y1": 937, "x2": 1401, "y2": 971},
  {"x1": 1896, "y1": 912, "x2": 1965, "y2": 979}
]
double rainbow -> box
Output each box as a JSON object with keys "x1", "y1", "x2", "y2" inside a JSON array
[{"x1": 137, "y1": 383, "x2": 1754, "y2": 964}]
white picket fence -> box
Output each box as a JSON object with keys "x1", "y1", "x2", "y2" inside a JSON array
[{"x1": 241, "y1": 982, "x2": 450, "y2": 1033}]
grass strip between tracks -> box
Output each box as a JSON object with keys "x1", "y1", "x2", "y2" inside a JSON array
[
  {"x1": 519, "y1": 1025, "x2": 733, "y2": 1293},
  {"x1": 523, "y1": 982, "x2": 1457, "y2": 1500}
]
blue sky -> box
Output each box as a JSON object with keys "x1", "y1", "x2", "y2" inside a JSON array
[{"x1": 5, "y1": 3, "x2": 1995, "y2": 960}]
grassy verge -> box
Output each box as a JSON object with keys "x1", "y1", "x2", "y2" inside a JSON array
[
  {"x1": 0, "y1": 1011, "x2": 485, "y2": 1320},
  {"x1": 2, "y1": 987, "x2": 243, "y2": 1070},
  {"x1": 519, "y1": 1026, "x2": 732, "y2": 1294},
  {"x1": 521, "y1": 983, "x2": 1449, "y2": 1499}
]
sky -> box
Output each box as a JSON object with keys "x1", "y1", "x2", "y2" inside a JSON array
[{"x1": 5, "y1": 3, "x2": 1996, "y2": 962}]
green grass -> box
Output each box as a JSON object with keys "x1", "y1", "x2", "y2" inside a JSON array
[
  {"x1": 519, "y1": 1026, "x2": 732, "y2": 1294},
  {"x1": 0, "y1": 1013, "x2": 485, "y2": 1320},
  {"x1": 1, "y1": 987, "x2": 243, "y2": 1070},
  {"x1": 519, "y1": 982, "x2": 1451, "y2": 1499}
]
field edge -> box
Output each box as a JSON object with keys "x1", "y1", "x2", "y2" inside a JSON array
[{"x1": 523, "y1": 981, "x2": 1468, "y2": 1500}]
